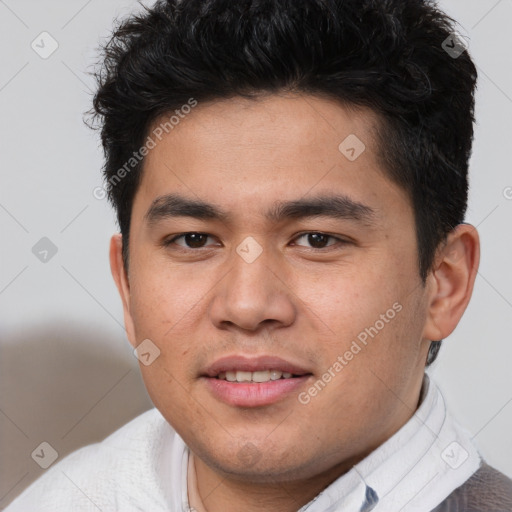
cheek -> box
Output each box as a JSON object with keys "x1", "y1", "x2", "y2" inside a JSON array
[
  {"x1": 301, "y1": 259, "x2": 425, "y2": 388},
  {"x1": 128, "y1": 262, "x2": 207, "y2": 337},
  {"x1": 297, "y1": 263, "x2": 400, "y2": 342}
]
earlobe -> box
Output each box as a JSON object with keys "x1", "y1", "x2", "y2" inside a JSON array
[
  {"x1": 109, "y1": 234, "x2": 137, "y2": 346},
  {"x1": 422, "y1": 224, "x2": 480, "y2": 342}
]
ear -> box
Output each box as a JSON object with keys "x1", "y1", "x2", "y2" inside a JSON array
[
  {"x1": 109, "y1": 233, "x2": 137, "y2": 347},
  {"x1": 422, "y1": 224, "x2": 480, "y2": 342}
]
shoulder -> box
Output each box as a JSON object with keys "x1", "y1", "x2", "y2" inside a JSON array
[
  {"x1": 4, "y1": 408, "x2": 180, "y2": 512},
  {"x1": 432, "y1": 462, "x2": 512, "y2": 512}
]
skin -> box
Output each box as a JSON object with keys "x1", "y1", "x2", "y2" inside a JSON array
[{"x1": 109, "y1": 93, "x2": 480, "y2": 512}]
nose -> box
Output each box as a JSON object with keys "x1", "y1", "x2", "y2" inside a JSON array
[{"x1": 208, "y1": 240, "x2": 296, "y2": 332}]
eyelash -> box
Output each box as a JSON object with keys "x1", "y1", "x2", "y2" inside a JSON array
[{"x1": 162, "y1": 232, "x2": 349, "y2": 252}]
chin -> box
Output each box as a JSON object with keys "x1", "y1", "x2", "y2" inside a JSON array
[{"x1": 194, "y1": 438, "x2": 330, "y2": 484}]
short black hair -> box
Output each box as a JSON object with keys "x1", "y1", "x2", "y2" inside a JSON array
[{"x1": 88, "y1": 0, "x2": 478, "y2": 366}]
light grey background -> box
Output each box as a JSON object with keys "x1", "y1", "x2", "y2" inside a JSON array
[{"x1": 0, "y1": 0, "x2": 511, "y2": 507}]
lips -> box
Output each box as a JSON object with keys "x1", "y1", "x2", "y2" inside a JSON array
[
  {"x1": 202, "y1": 355, "x2": 311, "y2": 379},
  {"x1": 201, "y1": 355, "x2": 313, "y2": 407},
  {"x1": 217, "y1": 370, "x2": 294, "y2": 383}
]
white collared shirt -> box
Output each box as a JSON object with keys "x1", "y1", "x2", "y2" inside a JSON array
[
  {"x1": 295, "y1": 373, "x2": 481, "y2": 511},
  {"x1": 4, "y1": 373, "x2": 481, "y2": 512}
]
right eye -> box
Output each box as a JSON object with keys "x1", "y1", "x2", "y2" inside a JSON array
[{"x1": 163, "y1": 232, "x2": 219, "y2": 250}]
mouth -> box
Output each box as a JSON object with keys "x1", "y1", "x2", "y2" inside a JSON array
[
  {"x1": 201, "y1": 355, "x2": 313, "y2": 407},
  {"x1": 216, "y1": 370, "x2": 302, "y2": 383}
]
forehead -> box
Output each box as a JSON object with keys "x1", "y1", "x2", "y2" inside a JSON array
[
  {"x1": 133, "y1": 93, "x2": 409, "y2": 226},
  {"x1": 146, "y1": 93, "x2": 378, "y2": 160}
]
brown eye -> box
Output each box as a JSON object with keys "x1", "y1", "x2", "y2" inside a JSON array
[
  {"x1": 294, "y1": 232, "x2": 340, "y2": 249},
  {"x1": 165, "y1": 232, "x2": 214, "y2": 249}
]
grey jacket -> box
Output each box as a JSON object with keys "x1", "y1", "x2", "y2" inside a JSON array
[{"x1": 431, "y1": 462, "x2": 512, "y2": 512}]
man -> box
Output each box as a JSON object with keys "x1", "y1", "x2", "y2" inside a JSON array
[{"x1": 6, "y1": 0, "x2": 512, "y2": 510}]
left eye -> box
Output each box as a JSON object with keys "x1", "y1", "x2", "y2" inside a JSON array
[{"x1": 293, "y1": 233, "x2": 341, "y2": 249}]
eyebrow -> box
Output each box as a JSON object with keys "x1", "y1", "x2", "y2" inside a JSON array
[{"x1": 144, "y1": 193, "x2": 378, "y2": 227}]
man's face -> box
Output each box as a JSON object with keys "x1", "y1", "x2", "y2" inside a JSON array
[{"x1": 117, "y1": 94, "x2": 432, "y2": 482}]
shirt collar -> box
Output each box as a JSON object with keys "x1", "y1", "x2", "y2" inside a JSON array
[
  {"x1": 178, "y1": 373, "x2": 481, "y2": 512},
  {"x1": 298, "y1": 372, "x2": 481, "y2": 512}
]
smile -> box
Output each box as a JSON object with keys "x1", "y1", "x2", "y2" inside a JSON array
[
  {"x1": 216, "y1": 370, "x2": 297, "y2": 382},
  {"x1": 201, "y1": 355, "x2": 313, "y2": 406}
]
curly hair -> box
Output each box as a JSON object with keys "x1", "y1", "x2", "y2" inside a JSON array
[{"x1": 87, "y1": 0, "x2": 478, "y2": 365}]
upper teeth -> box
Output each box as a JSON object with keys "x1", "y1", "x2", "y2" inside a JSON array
[{"x1": 217, "y1": 370, "x2": 293, "y2": 382}]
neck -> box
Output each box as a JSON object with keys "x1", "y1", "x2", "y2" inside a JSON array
[
  {"x1": 192, "y1": 452, "x2": 360, "y2": 512},
  {"x1": 190, "y1": 374, "x2": 427, "y2": 512}
]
